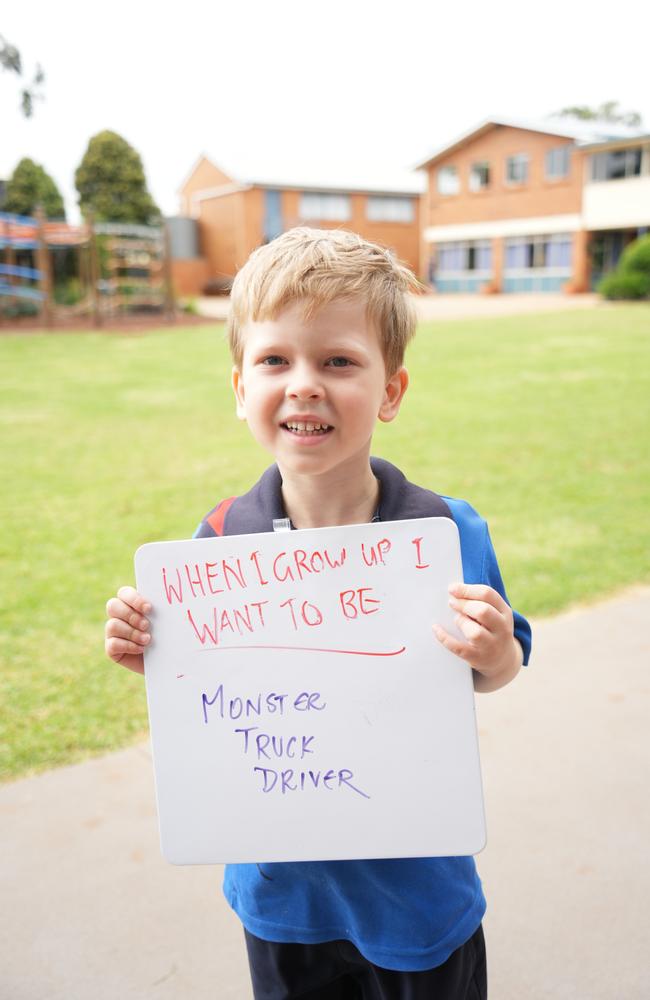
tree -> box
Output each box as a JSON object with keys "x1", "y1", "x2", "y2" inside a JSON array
[
  {"x1": 4, "y1": 158, "x2": 66, "y2": 219},
  {"x1": 553, "y1": 101, "x2": 643, "y2": 128},
  {"x1": 1, "y1": 34, "x2": 44, "y2": 116},
  {"x1": 75, "y1": 131, "x2": 160, "y2": 224}
]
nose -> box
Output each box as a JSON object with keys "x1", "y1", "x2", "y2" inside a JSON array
[{"x1": 285, "y1": 363, "x2": 325, "y2": 400}]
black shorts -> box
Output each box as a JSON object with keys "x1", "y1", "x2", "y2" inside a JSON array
[{"x1": 244, "y1": 924, "x2": 487, "y2": 1000}]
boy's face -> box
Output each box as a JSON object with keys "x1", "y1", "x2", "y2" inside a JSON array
[{"x1": 232, "y1": 298, "x2": 408, "y2": 481}]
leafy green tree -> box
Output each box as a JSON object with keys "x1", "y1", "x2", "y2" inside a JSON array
[
  {"x1": 553, "y1": 101, "x2": 642, "y2": 128},
  {"x1": 4, "y1": 157, "x2": 66, "y2": 219},
  {"x1": 75, "y1": 131, "x2": 160, "y2": 224},
  {"x1": 1, "y1": 34, "x2": 44, "y2": 116}
]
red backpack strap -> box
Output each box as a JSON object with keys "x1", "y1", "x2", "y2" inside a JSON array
[{"x1": 205, "y1": 496, "x2": 237, "y2": 536}]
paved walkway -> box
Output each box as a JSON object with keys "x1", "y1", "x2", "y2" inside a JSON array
[
  {"x1": 196, "y1": 292, "x2": 603, "y2": 323},
  {"x1": 1, "y1": 588, "x2": 649, "y2": 999}
]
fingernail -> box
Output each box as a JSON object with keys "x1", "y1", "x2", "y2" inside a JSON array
[
  {"x1": 143, "y1": 603, "x2": 152, "y2": 613},
  {"x1": 142, "y1": 634, "x2": 151, "y2": 644}
]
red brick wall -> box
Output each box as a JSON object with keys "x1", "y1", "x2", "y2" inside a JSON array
[
  {"x1": 170, "y1": 259, "x2": 210, "y2": 297},
  {"x1": 280, "y1": 190, "x2": 421, "y2": 276},
  {"x1": 424, "y1": 126, "x2": 584, "y2": 227},
  {"x1": 179, "y1": 157, "x2": 235, "y2": 216}
]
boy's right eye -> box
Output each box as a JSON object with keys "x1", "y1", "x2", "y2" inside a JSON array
[{"x1": 261, "y1": 356, "x2": 286, "y2": 366}]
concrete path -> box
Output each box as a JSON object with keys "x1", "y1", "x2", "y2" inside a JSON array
[
  {"x1": 1, "y1": 588, "x2": 649, "y2": 1000},
  {"x1": 196, "y1": 292, "x2": 603, "y2": 324}
]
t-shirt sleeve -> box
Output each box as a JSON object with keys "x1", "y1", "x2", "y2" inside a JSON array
[
  {"x1": 444, "y1": 497, "x2": 532, "y2": 665},
  {"x1": 481, "y1": 524, "x2": 532, "y2": 665}
]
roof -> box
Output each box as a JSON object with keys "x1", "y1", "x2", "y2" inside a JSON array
[
  {"x1": 578, "y1": 132, "x2": 650, "y2": 152},
  {"x1": 180, "y1": 153, "x2": 425, "y2": 197},
  {"x1": 414, "y1": 116, "x2": 648, "y2": 169}
]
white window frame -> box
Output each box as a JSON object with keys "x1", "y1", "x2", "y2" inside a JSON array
[
  {"x1": 545, "y1": 146, "x2": 571, "y2": 180},
  {"x1": 469, "y1": 162, "x2": 490, "y2": 192},
  {"x1": 504, "y1": 233, "x2": 572, "y2": 275},
  {"x1": 436, "y1": 240, "x2": 493, "y2": 277},
  {"x1": 437, "y1": 166, "x2": 460, "y2": 196},
  {"x1": 299, "y1": 193, "x2": 351, "y2": 221},
  {"x1": 505, "y1": 154, "x2": 529, "y2": 186},
  {"x1": 366, "y1": 196, "x2": 415, "y2": 223},
  {"x1": 590, "y1": 147, "x2": 643, "y2": 182}
]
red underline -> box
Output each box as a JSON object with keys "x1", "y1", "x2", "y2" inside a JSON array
[{"x1": 197, "y1": 644, "x2": 407, "y2": 657}]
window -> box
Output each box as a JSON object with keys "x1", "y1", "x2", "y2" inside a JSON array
[
  {"x1": 437, "y1": 166, "x2": 460, "y2": 195},
  {"x1": 545, "y1": 147, "x2": 570, "y2": 179},
  {"x1": 469, "y1": 162, "x2": 490, "y2": 191},
  {"x1": 505, "y1": 234, "x2": 572, "y2": 271},
  {"x1": 506, "y1": 154, "x2": 529, "y2": 185},
  {"x1": 437, "y1": 240, "x2": 492, "y2": 274},
  {"x1": 366, "y1": 196, "x2": 415, "y2": 223},
  {"x1": 591, "y1": 147, "x2": 643, "y2": 181},
  {"x1": 299, "y1": 193, "x2": 351, "y2": 221}
]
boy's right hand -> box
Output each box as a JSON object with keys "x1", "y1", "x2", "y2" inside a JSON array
[{"x1": 105, "y1": 586, "x2": 152, "y2": 675}]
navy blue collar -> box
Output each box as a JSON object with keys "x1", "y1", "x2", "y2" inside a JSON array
[{"x1": 221, "y1": 458, "x2": 452, "y2": 536}]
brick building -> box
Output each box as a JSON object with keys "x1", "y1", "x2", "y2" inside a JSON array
[
  {"x1": 171, "y1": 156, "x2": 423, "y2": 296},
  {"x1": 418, "y1": 118, "x2": 650, "y2": 293}
]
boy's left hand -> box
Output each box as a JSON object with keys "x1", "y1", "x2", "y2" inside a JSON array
[{"x1": 433, "y1": 582, "x2": 522, "y2": 692}]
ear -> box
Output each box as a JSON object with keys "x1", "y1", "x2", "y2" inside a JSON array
[
  {"x1": 231, "y1": 366, "x2": 247, "y2": 420},
  {"x1": 378, "y1": 366, "x2": 409, "y2": 423}
]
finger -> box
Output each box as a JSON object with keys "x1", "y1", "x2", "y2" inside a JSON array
[
  {"x1": 454, "y1": 612, "x2": 484, "y2": 643},
  {"x1": 104, "y1": 645, "x2": 145, "y2": 676},
  {"x1": 105, "y1": 618, "x2": 151, "y2": 646},
  {"x1": 105, "y1": 597, "x2": 150, "y2": 631},
  {"x1": 432, "y1": 624, "x2": 473, "y2": 663},
  {"x1": 448, "y1": 582, "x2": 508, "y2": 613},
  {"x1": 105, "y1": 635, "x2": 148, "y2": 661},
  {"x1": 116, "y1": 586, "x2": 152, "y2": 614},
  {"x1": 448, "y1": 597, "x2": 501, "y2": 631}
]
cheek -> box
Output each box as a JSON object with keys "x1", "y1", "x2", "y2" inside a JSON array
[{"x1": 245, "y1": 382, "x2": 280, "y2": 422}]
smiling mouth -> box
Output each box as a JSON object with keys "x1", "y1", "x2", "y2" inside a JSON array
[{"x1": 281, "y1": 421, "x2": 333, "y2": 436}]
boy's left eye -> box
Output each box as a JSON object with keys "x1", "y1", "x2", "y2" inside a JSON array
[{"x1": 327, "y1": 357, "x2": 353, "y2": 368}]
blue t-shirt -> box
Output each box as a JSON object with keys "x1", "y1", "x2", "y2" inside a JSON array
[{"x1": 195, "y1": 462, "x2": 532, "y2": 972}]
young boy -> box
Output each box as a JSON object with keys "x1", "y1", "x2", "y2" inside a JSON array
[{"x1": 105, "y1": 227, "x2": 531, "y2": 999}]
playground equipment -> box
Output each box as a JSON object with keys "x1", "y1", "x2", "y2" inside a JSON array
[
  {"x1": 94, "y1": 222, "x2": 172, "y2": 321},
  {"x1": 0, "y1": 212, "x2": 175, "y2": 326},
  {"x1": 0, "y1": 211, "x2": 50, "y2": 320}
]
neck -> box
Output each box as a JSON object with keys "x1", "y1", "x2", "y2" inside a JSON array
[{"x1": 279, "y1": 461, "x2": 379, "y2": 529}]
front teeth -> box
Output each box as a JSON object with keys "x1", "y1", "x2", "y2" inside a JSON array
[{"x1": 285, "y1": 422, "x2": 330, "y2": 432}]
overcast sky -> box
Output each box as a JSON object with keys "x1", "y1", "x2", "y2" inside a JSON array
[{"x1": 2, "y1": 0, "x2": 649, "y2": 222}]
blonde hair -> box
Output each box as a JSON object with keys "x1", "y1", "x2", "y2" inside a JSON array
[{"x1": 227, "y1": 227, "x2": 420, "y2": 375}]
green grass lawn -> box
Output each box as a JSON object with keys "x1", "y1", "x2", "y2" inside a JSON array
[{"x1": 1, "y1": 305, "x2": 649, "y2": 781}]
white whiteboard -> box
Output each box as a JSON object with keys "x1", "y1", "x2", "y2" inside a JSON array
[{"x1": 134, "y1": 517, "x2": 486, "y2": 865}]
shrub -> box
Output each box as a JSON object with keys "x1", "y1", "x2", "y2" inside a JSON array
[
  {"x1": 598, "y1": 271, "x2": 650, "y2": 300},
  {"x1": 0, "y1": 298, "x2": 40, "y2": 318},
  {"x1": 182, "y1": 297, "x2": 199, "y2": 315},
  {"x1": 618, "y1": 233, "x2": 650, "y2": 276},
  {"x1": 598, "y1": 234, "x2": 650, "y2": 300},
  {"x1": 54, "y1": 277, "x2": 83, "y2": 306}
]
